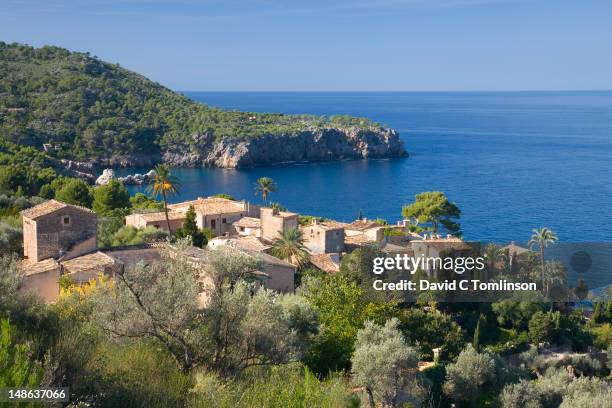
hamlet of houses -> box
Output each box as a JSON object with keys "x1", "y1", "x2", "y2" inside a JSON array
[{"x1": 18, "y1": 195, "x2": 493, "y2": 304}]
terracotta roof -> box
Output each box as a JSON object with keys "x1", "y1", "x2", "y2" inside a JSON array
[
  {"x1": 168, "y1": 197, "x2": 246, "y2": 215},
  {"x1": 21, "y1": 258, "x2": 59, "y2": 276},
  {"x1": 309, "y1": 220, "x2": 347, "y2": 230},
  {"x1": 233, "y1": 217, "x2": 261, "y2": 229},
  {"x1": 346, "y1": 220, "x2": 384, "y2": 232},
  {"x1": 209, "y1": 236, "x2": 271, "y2": 253},
  {"x1": 62, "y1": 251, "x2": 116, "y2": 274},
  {"x1": 277, "y1": 210, "x2": 298, "y2": 219},
  {"x1": 132, "y1": 211, "x2": 186, "y2": 222},
  {"x1": 310, "y1": 254, "x2": 341, "y2": 273},
  {"x1": 345, "y1": 234, "x2": 373, "y2": 246},
  {"x1": 21, "y1": 199, "x2": 95, "y2": 220}
]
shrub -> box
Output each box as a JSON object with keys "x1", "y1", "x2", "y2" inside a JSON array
[
  {"x1": 500, "y1": 380, "x2": 542, "y2": 408},
  {"x1": 352, "y1": 318, "x2": 423, "y2": 407},
  {"x1": 443, "y1": 345, "x2": 496, "y2": 405}
]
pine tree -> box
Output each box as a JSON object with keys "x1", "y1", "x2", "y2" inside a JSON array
[
  {"x1": 176, "y1": 205, "x2": 205, "y2": 248},
  {"x1": 604, "y1": 300, "x2": 612, "y2": 323}
]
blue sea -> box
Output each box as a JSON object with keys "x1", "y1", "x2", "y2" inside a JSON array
[{"x1": 120, "y1": 91, "x2": 612, "y2": 242}]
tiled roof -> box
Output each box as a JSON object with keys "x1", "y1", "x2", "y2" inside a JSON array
[
  {"x1": 233, "y1": 217, "x2": 261, "y2": 229},
  {"x1": 21, "y1": 258, "x2": 59, "y2": 276},
  {"x1": 168, "y1": 197, "x2": 246, "y2": 215},
  {"x1": 310, "y1": 254, "x2": 341, "y2": 273},
  {"x1": 21, "y1": 199, "x2": 95, "y2": 220},
  {"x1": 346, "y1": 220, "x2": 384, "y2": 231},
  {"x1": 133, "y1": 211, "x2": 186, "y2": 222},
  {"x1": 62, "y1": 251, "x2": 116, "y2": 274},
  {"x1": 305, "y1": 220, "x2": 347, "y2": 230}
]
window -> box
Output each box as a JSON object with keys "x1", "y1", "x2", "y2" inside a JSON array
[
  {"x1": 211, "y1": 220, "x2": 216, "y2": 229},
  {"x1": 62, "y1": 216, "x2": 71, "y2": 226},
  {"x1": 222, "y1": 218, "x2": 227, "y2": 224}
]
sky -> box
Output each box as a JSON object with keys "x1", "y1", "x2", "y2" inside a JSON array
[{"x1": 1, "y1": 0, "x2": 611, "y2": 91}]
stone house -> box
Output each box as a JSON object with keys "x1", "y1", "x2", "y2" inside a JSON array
[
  {"x1": 344, "y1": 219, "x2": 386, "y2": 243},
  {"x1": 125, "y1": 197, "x2": 259, "y2": 236},
  {"x1": 232, "y1": 217, "x2": 262, "y2": 237},
  {"x1": 301, "y1": 219, "x2": 346, "y2": 254},
  {"x1": 21, "y1": 200, "x2": 98, "y2": 263},
  {"x1": 260, "y1": 207, "x2": 299, "y2": 241}
]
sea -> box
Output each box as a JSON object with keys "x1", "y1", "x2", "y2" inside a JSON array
[{"x1": 119, "y1": 91, "x2": 612, "y2": 242}]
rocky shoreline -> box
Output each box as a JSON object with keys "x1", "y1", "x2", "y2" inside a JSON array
[{"x1": 62, "y1": 126, "x2": 408, "y2": 181}]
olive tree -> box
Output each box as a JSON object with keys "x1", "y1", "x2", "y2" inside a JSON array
[
  {"x1": 443, "y1": 344, "x2": 496, "y2": 405},
  {"x1": 94, "y1": 243, "x2": 315, "y2": 377},
  {"x1": 500, "y1": 380, "x2": 542, "y2": 408},
  {"x1": 352, "y1": 318, "x2": 422, "y2": 408},
  {"x1": 93, "y1": 244, "x2": 201, "y2": 371}
]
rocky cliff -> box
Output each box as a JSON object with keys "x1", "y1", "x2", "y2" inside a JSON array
[{"x1": 161, "y1": 127, "x2": 407, "y2": 168}]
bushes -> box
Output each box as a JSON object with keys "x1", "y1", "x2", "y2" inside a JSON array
[
  {"x1": 352, "y1": 319, "x2": 422, "y2": 407},
  {"x1": 443, "y1": 345, "x2": 497, "y2": 405},
  {"x1": 108, "y1": 225, "x2": 168, "y2": 247},
  {"x1": 55, "y1": 179, "x2": 93, "y2": 208},
  {"x1": 591, "y1": 324, "x2": 612, "y2": 348}
]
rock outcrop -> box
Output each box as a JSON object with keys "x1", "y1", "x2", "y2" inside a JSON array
[
  {"x1": 162, "y1": 127, "x2": 407, "y2": 168},
  {"x1": 95, "y1": 169, "x2": 156, "y2": 185}
]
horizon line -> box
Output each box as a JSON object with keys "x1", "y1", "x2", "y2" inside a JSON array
[{"x1": 178, "y1": 89, "x2": 612, "y2": 93}]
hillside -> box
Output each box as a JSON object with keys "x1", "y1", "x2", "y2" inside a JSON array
[{"x1": 0, "y1": 42, "x2": 407, "y2": 168}]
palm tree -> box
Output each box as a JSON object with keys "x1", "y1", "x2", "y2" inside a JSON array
[
  {"x1": 483, "y1": 243, "x2": 506, "y2": 279},
  {"x1": 146, "y1": 164, "x2": 181, "y2": 234},
  {"x1": 528, "y1": 227, "x2": 558, "y2": 292},
  {"x1": 254, "y1": 177, "x2": 277, "y2": 205},
  {"x1": 270, "y1": 227, "x2": 309, "y2": 269}
]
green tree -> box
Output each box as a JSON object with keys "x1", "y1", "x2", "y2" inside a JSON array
[
  {"x1": 0, "y1": 318, "x2": 43, "y2": 388},
  {"x1": 38, "y1": 183, "x2": 55, "y2": 199},
  {"x1": 92, "y1": 179, "x2": 130, "y2": 215},
  {"x1": 270, "y1": 227, "x2": 309, "y2": 269},
  {"x1": 146, "y1": 165, "x2": 181, "y2": 234},
  {"x1": 352, "y1": 318, "x2": 422, "y2": 408},
  {"x1": 254, "y1": 177, "x2": 277, "y2": 205},
  {"x1": 401, "y1": 191, "x2": 461, "y2": 235},
  {"x1": 175, "y1": 205, "x2": 205, "y2": 247},
  {"x1": 55, "y1": 178, "x2": 93, "y2": 208},
  {"x1": 443, "y1": 345, "x2": 496, "y2": 406},
  {"x1": 528, "y1": 227, "x2": 558, "y2": 292},
  {"x1": 129, "y1": 192, "x2": 163, "y2": 210},
  {"x1": 300, "y1": 275, "x2": 365, "y2": 376},
  {"x1": 528, "y1": 311, "x2": 556, "y2": 345}
]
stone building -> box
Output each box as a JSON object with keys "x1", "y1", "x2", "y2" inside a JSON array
[
  {"x1": 260, "y1": 207, "x2": 299, "y2": 241},
  {"x1": 21, "y1": 200, "x2": 98, "y2": 263},
  {"x1": 302, "y1": 220, "x2": 346, "y2": 254},
  {"x1": 125, "y1": 197, "x2": 259, "y2": 236}
]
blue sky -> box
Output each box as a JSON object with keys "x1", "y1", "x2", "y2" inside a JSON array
[{"x1": 1, "y1": 0, "x2": 611, "y2": 91}]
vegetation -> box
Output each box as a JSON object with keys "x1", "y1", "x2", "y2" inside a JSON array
[
  {"x1": 92, "y1": 179, "x2": 130, "y2": 215},
  {"x1": 401, "y1": 191, "x2": 461, "y2": 236},
  {"x1": 270, "y1": 227, "x2": 310, "y2": 269},
  {"x1": 0, "y1": 42, "x2": 381, "y2": 162},
  {"x1": 254, "y1": 176, "x2": 277, "y2": 205},
  {"x1": 175, "y1": 205, "x2": 206, "y2": 247},
  {"x1": 528, "y1": 227, "x2": 559, "y2": 291},
  {"x1": 146, "y1": 164, "x2": 181, "y2": 233}
]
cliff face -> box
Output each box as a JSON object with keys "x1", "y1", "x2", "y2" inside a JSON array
[{"x1": 161, "y1": 127, "x2": 407, "y2": 168}]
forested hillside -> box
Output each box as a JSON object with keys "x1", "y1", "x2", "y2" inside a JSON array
[{"x1": 0, "y1": 42, "x2": 382, "y2": 161}]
